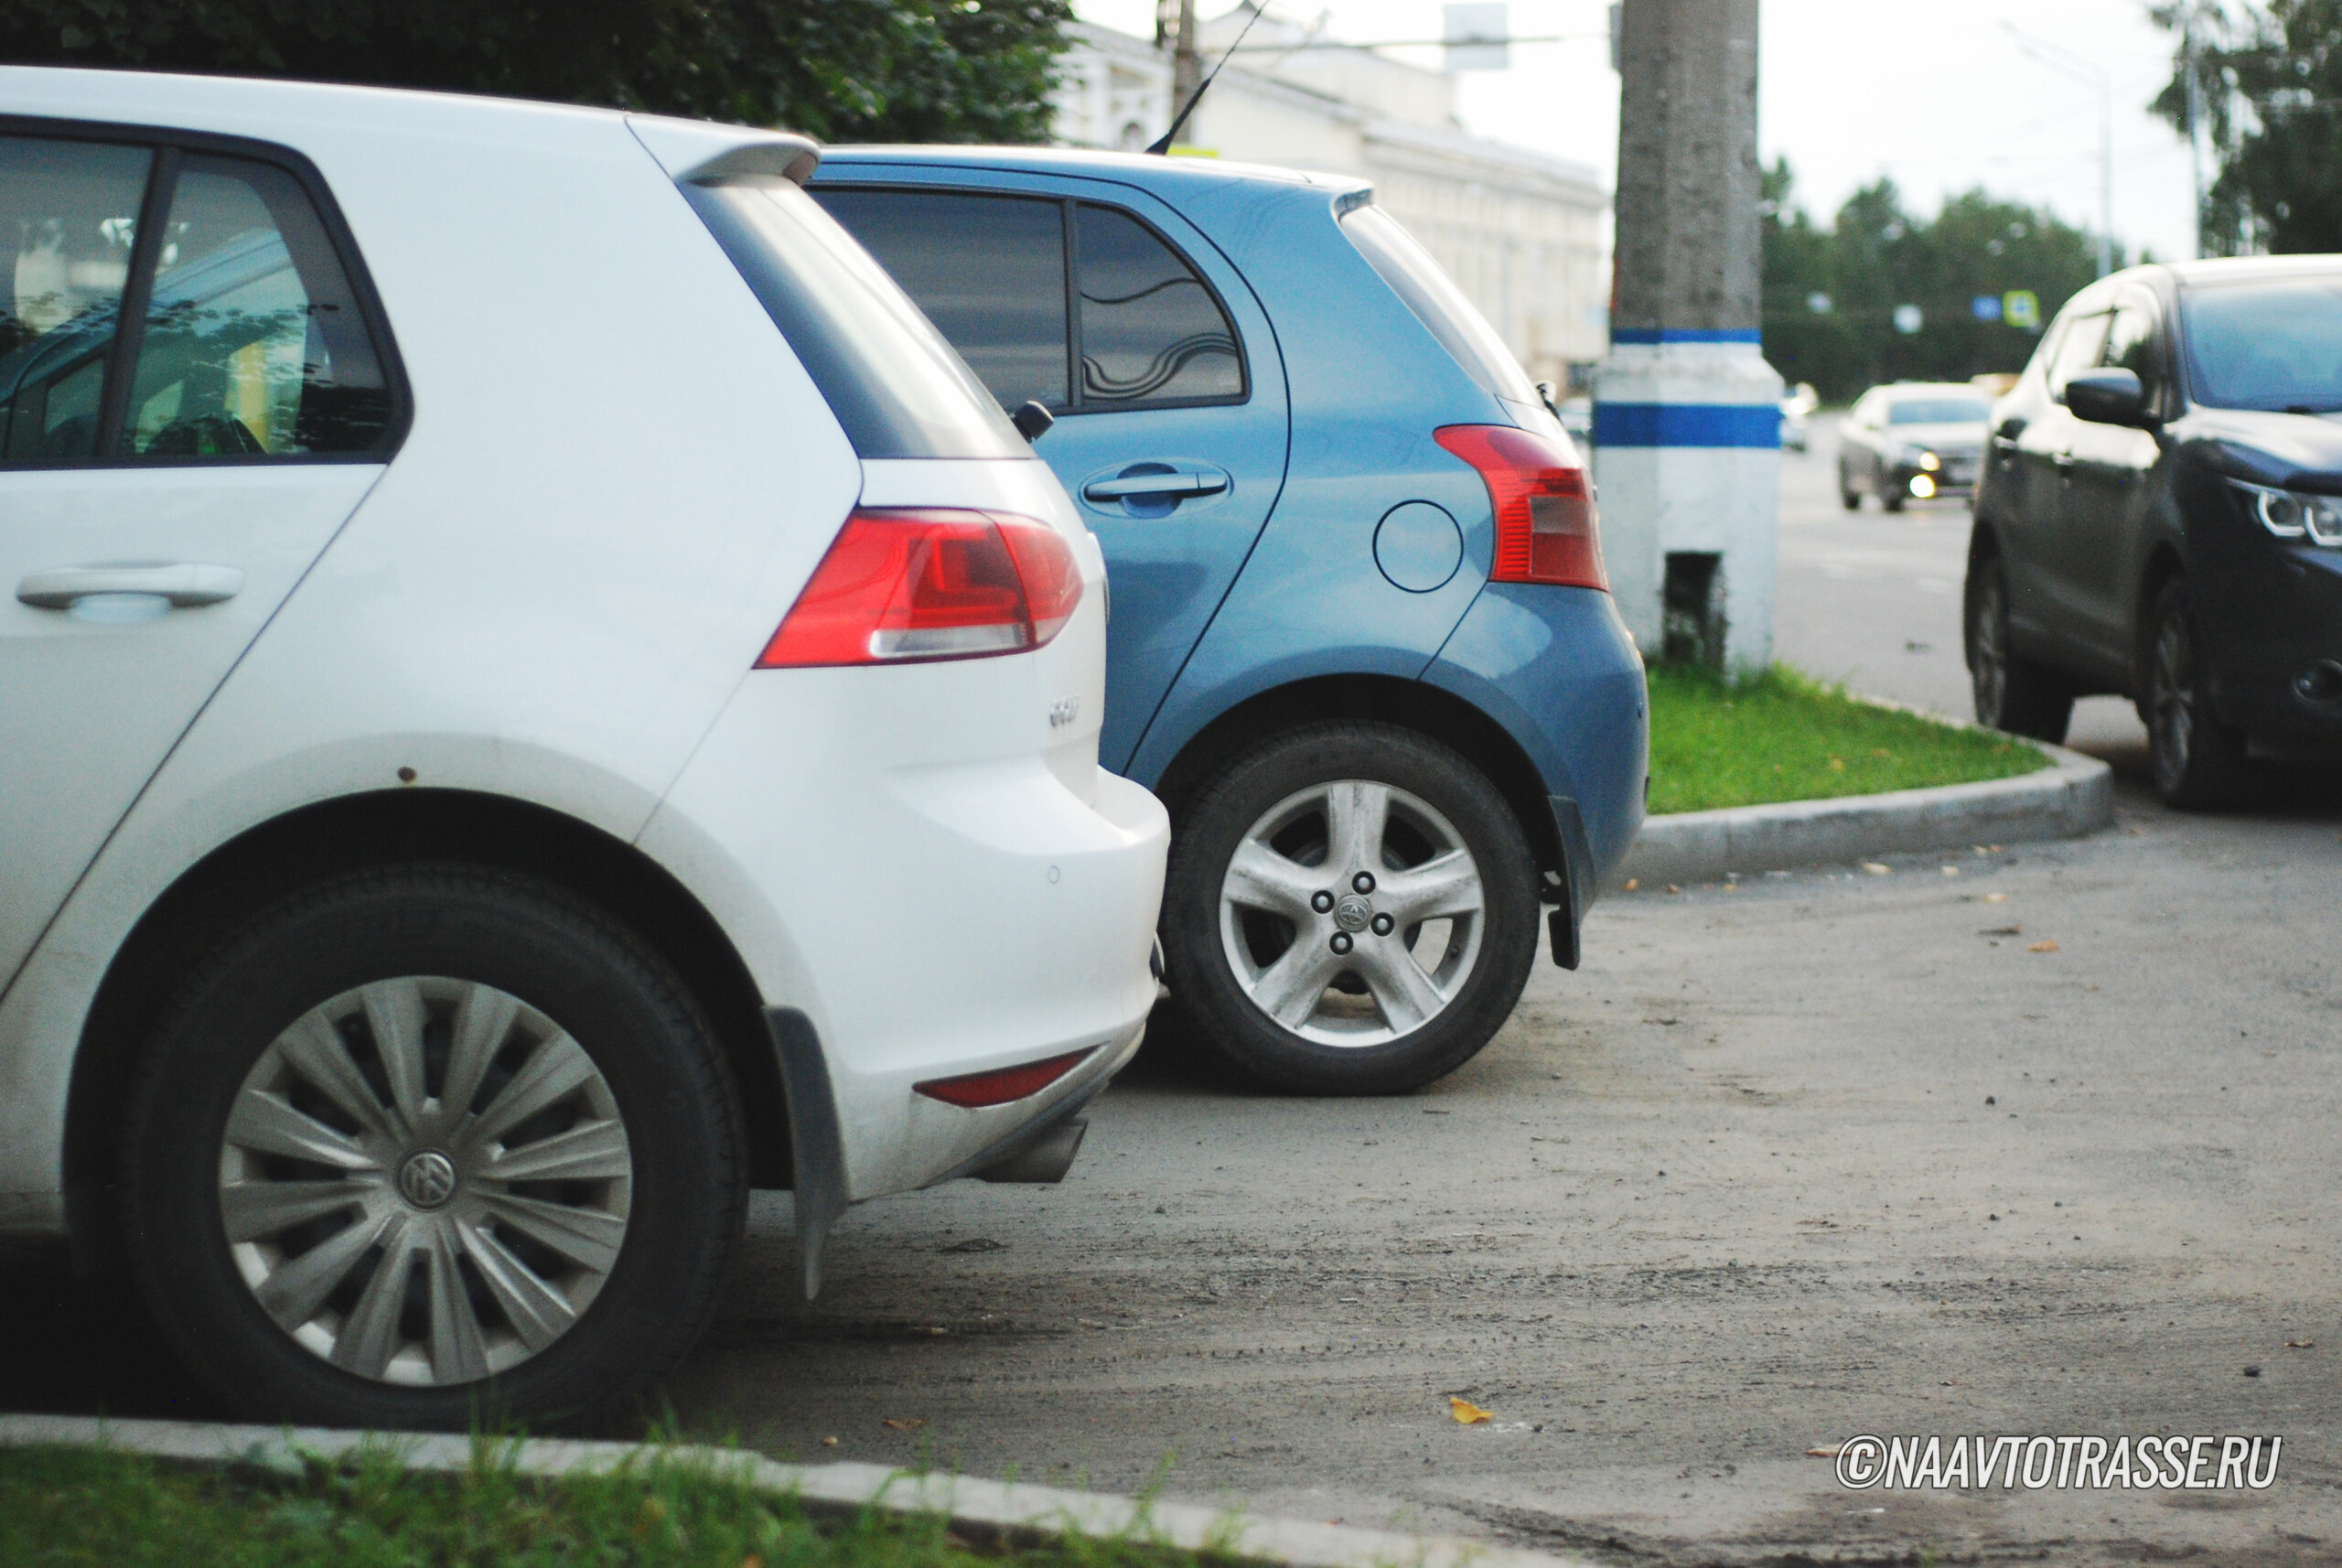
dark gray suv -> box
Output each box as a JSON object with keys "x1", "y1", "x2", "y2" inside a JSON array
[{"x1": 1964, "y1": 256, "x2": 2342, "y2": 807}]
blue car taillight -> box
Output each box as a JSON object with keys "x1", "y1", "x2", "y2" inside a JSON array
[{"x1": 1434, "y1": 424, "x2": 1607, "y2": 590}]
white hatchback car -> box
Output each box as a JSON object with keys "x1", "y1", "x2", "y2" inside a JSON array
[{"x1": 0, "y1": 70, "x2": 1167, "y2": 1428}]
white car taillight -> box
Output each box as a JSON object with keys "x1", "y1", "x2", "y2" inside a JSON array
[
  {"x1": 1434, "y1": 424, "x2": 1608, "y2": 590},
  {"x1": 756, "y1": 507, "x2": 1083, "y2": 668}
]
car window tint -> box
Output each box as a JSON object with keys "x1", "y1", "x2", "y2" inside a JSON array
[
  {"x1": 1074, "y1": 203, "x2": 1241, "y2": 407},
  {"x1": 812, "y1": 189, "x2": 1069, "y2": 412},
  {"x1": 0, "y1": 136, "x2": 151, "y2": 463},
  {"x1": 1341, "y1": 203, "x2": 1537, "y2": 405},
  {"x1": 685, "y1": 177, "x2": 1024, "y2": 459},
  {"x1": 2101, "y1": 300, "x2": 2165, "y2": 403},
  {"x1": 2047, "y1": 312, "x2": 2111, "y2": 403},
  {"x1": 2180, "y1": 277, "x2": 2342, "y2": 413},
  {"x1": 119, "y1": 155, "x2": 392, "y2": 458}
]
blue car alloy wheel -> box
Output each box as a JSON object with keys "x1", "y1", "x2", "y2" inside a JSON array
[{"x1": 1158, "y1": 722, "x2": 1539, "y2": 1093}]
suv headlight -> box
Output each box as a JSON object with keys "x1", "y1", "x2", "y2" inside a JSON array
[{"x1": 2233, "y1": 479, "x2": 2342, "y2": 546}]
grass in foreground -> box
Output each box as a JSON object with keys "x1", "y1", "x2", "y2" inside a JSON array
[
  {"x1": 1645, "y1": 663, "x2": 2048, "y2": 816},
  {"x1": 0, "y1": 1444, "x2": 1210, "y2": 1568}
]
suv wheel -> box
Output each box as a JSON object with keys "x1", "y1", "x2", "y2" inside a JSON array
[
  {"x1": 121, "y1": 867, "x2": 745, "y2": 1429},
  {"x1": 2144, "y1": 577, "x2": 2252, "y2": 810},
  {"x1": 1161, "y1": 723, "x2": 1539, "y2": 1094},
  {"x1": 1966, "y1": 555, "x2": 2073, "y2": 743},
  {"x1": 1839, "y1": 467, "x2": 1860, "y2": 510}
]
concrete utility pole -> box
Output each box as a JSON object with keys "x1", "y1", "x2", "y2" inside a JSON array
[
  {"x1": 1160, "y1": 0, "x2": 1203, "y2": 128},
  {"x1": 1595, "y1": 0, "x2": 1781, "y2": 675}
]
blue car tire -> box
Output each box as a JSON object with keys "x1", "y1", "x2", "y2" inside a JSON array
[{"x1": 1160, "y1": 721, "x2": 1538, "y2": 1094}]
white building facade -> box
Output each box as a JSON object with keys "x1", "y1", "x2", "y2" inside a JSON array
[{"x1": 1050, "y1": 13, "x2": 1609, "y2": 392}]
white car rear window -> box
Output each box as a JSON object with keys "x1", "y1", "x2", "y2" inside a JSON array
[{"x1": 684, "y1": 175, "x2": 1025, "y2": 460}]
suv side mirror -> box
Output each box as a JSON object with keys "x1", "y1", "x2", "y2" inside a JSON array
[{"x1": 2067, "y1": 368, "x2": 2152, "y2": 427}]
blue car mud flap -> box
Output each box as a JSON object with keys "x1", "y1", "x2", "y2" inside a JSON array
[
  {"x1": 1547, "y1": 795, "x2": 1594, "y2": 971},
  {"x1": 764, "y1": 1007, "x2": 848, "y2": 1300}
]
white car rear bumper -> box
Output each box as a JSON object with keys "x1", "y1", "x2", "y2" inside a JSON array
[{"x1": 639, "y1": 661, "x2": 1167, "y2": 1213}]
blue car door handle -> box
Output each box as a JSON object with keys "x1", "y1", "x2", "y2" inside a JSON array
[{"x1": 1082, "y1": 467, "x2": 1230, "y2": 503}]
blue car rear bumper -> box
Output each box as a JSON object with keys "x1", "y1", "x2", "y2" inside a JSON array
[{"x1": 1423, "y1": 583, "x2": 1649, "y2": 947}]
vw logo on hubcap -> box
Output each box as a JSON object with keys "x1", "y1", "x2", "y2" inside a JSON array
[
  {"x1": 397, "y1": 1150, "x2": 459, "y2": 1210},
  {"x1": 1333, "y1": 894, "x2": 1373, "y2": 932}
]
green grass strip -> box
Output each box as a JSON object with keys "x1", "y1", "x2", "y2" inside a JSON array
[
  {"x1": 0, "y1": 1443, "x2": 1213, "y2": 1568},
  {"x1": 1646, "y1": 663, "x2": 2049, "y2": 816}
]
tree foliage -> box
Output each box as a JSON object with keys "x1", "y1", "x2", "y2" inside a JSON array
[
  {"x1": 2151, "y1": 0, "x2": 2342, "y2": 254},
  {"x1": 0, "y1": 0, "x2": 1073, "y2": 143},
  {"x1": 1761, "y1": 160, "x2": 2112, "y2": 402}
]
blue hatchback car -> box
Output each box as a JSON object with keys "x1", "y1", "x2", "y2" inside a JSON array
[{"x1": 812, "y1": 147, "x2": 1647, "y2": 1094}]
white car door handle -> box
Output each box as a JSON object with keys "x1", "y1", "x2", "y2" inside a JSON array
[{"x1": 17, "y1": 563, "x2": 244, "y2": 609}]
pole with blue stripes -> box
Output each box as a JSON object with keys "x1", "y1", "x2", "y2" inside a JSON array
[{"x1": 1595, "y1": 0, "x2": 1780, "y2": 675}]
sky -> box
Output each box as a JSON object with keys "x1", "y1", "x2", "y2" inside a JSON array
[{"x1": 1073, "y1": 0, "x2": 2204, "y2": 263}]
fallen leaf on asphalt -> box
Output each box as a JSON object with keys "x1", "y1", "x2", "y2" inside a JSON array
[
  {"x1": 940, "y1": 1237, "x2": 1005, "y2": 1253},
  {"x1": 1806, "y1": 1444, "x2": 1842, "y2": 1458},
  {"x1": 2028, "y1": 939, "x2": 2059, "y2": 953},
  {"x1": 1940, "y1": 865, "x2": 1961, "y2": 876},
  {"x1": 1450, "y1": 1397, "x2": 1493, "y2": 1424},
  {"x1": 1982, "y1": 892, "x2": 2009, "y2": 903},
  {"x1": 1624, "y1": 878, "x2": 1639, "y2": 891},
  {"x1": 822, "y1": 1437, "x2": 839, "y2": 1446},
  {"x1": 1862, "y1": 863, "x2": 1890, "y2": 875},
  {"x1": 2288, "y1": 1339, "x2": 2315, "y2": 1349},
  {"x1": 1980, "y1": 926, "x2": 2022, "y2": 936},
  {"x1": 883, "y1": 1418, "x2": 928, "y2": 1431},
  {"x1": 1665, "y1": 884, "x2": 1682, "y2": 894}
]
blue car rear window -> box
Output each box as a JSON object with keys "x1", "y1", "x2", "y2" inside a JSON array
[{"x1": 1342, "y1": 204, "x2": 1539, "y2": 405}]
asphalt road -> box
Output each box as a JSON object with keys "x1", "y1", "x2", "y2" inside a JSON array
[{"x1": 8, "y1": 424, "x2": 2339, "y2": 1566}]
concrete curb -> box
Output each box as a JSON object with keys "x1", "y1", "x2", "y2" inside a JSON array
[
  {"x1": 0, "y1": 1414, "x2": 1595, "y2": 1568},
  {"x1": 1618, "y1": 738, "x2": 2113, "y2": 886}
]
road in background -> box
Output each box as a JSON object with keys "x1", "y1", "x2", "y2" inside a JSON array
[{"x1": 1777, "y1": 419, "x2": 2151, "y2": 764}]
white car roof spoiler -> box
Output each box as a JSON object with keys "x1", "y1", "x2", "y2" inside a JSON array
[{"x1": 628, "y1": 115, "x2": 822, "y2": 185}]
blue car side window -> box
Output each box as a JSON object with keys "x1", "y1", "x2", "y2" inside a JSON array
[{"x1": 1072, "y1": 203, "x2": 1243, "y2": 409}]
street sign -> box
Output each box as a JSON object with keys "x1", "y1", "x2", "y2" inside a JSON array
[
  {"x1": 1894, "y1": 304, "x2": 1923, "y2": 335},
  {"x1": 1972, "y1": 295, "x2": 2004, "y2": 321},
  {"x1": 2004, "y1": 290, "x2": 2041, "y2": 329},
  {"x1": 1444, "y1": 4, "x2": 1509, "y2": 70}
]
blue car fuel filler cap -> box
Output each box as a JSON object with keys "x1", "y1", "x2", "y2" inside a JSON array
[{"x1": 1373, "y1": 500, "x2": 1464, "y2": 593}]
